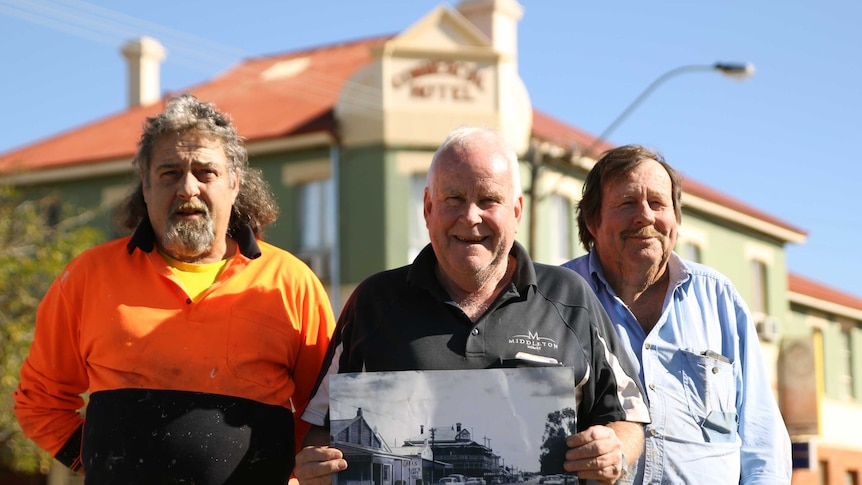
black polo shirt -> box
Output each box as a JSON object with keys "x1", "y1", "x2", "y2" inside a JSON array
[{"x1": 304, "y1": 242, "x2": 648, "y2": 431}]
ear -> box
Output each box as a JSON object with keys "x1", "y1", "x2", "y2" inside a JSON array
[
  {"x1": 513, "y1": 194, "x2": 524, "y2": 226},
  {"x1": 423, "y1": 187, "x2": 432, "y2": 227},
  {"x1": 140, "y1": 172, "x2": 150, "y2": 204},
  {"x1": 230, "y1": 171, "x2": 241, "y2": 203},
  {"x1": 585, "y1": 219, "x2": 599, "y2": 240}
]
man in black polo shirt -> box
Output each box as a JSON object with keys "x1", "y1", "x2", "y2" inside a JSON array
[{"x1": 294, "y1": 127, "x2": 649, "y2": 485}]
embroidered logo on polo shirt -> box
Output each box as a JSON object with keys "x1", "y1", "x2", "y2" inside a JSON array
[{"x1": 508, "y1": 330, "x2": 559, "y2": 351}]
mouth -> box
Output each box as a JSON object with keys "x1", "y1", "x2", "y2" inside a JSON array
[
  {"x1": 625, "y1": 230, "x2": 658, "y2": 240},
  {"x1": 454, "y1": 235, "x2": 486, "y2": 244},
  {"x1": 173, "y1": 204, "x2": 208, "y2": 219}
]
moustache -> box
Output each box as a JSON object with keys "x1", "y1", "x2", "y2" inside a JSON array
[
  {"x1": 171, "y1": 201, "x2": 210, "y2": 216},
  {"x1": 622, "y1": 228, "x2": 661, "y2": 239}
]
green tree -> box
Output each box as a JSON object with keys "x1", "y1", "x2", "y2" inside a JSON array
[
  {"x1": 0, "y1": 186, "x2": 103, "y2": 474},
  {"x1": 538, "y1": 407, "x2": 578, "y2": 475}
]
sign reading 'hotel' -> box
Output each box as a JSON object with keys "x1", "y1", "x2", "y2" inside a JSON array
[{"x1": 391, "y1": 59, "x2": 490, "y2": 102}]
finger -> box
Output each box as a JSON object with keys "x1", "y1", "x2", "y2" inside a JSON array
[
  {"x1": 294, "y1": 447, "x2": 348, "y2": 485},
  {"x1": 565, "y1": 425, "x2": 617, "y2": 451},
  {"x1": 296, "y1": 458, "x2": 347, "y2": 476},
  {"x1": 575, "y1": 463, "x2": 620, "y2": 484},
  {"x1": 296, "y1": 445, "x2": 344, "y2": 465},
  {"x1": 565, "y1": 452, "x2": 623, "y2": 484}
]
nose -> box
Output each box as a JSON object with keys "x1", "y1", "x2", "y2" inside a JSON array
[
  {"x1": 632, "y1": 200, "x2": 656, "y2": 226},
  {"x1": 461, "y1": 202, "x2": 483, "y2": 225},
  {"x1": 177, "y1": 172, "x2": 201, "y2": 200}
]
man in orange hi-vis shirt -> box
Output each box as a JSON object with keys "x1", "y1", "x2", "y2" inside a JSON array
[{"x1": 14, "y1": 94, "x2": 336, "y2": 484}]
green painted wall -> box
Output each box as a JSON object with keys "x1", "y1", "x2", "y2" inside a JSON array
[
  {"x1": 15, "y1": 171, "x2": 136, "y2": 240},
  {"x1": 338, "y1": 145, "x2": 388, "y2": 285},
  {"x1": 785, "y1": 303, "x2": 813, "y2": 336},
  {"x1": 250, "y1": 147, "x2": 332, "y2": 252},
  {"x1": 678, "y1": 210, "x2": 789, "y2": 317},
  {"x1": 853, "y1": 326, "x2": 862, "y2": 400}
]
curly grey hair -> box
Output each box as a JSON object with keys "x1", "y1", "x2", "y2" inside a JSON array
[{"x1": 115, "y1": 94, "x2": 279, "y2": 238}]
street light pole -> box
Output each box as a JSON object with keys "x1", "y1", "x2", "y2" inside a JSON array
[
  {"x1": 583, "y1": 62, "x2": 755, "y2": 157},
  {"x1": 525, "y1": 61, "x2": 753, "y2": 258}
]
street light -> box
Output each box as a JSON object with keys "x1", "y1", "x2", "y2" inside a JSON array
[
  {"x1": 526, "y1": 61, "x2": 754, "y2": 257},
  {"x1": 583, "y1": 62, "x2": 755, "y2": 157}
]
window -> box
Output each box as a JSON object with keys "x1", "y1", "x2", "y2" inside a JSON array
[
  {"x1": 296, "y1": 178, "x2": 335, "y2": 284},
  {"x1": 839, "y1": 323, "x2": 856, "y2": 400},
  {"x1": 680, "y1": 241, "x2": 702, "y2": 263},
  {"x1": 750, "y1": 259, "x2": 769, "y2": 315},
  {"x1": 409, "y1": 173, "x2": 430, "y2": 262},
  {"x1": 676, "y1": 227, "x2": 706, "y2": 264},
  {"x1": 546, "y1": 193, "x2": 573, "y2": 264}
]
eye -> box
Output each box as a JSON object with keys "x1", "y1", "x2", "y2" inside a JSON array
[
  {"x1": 194, "y1": 167, "x2": 218, "y2": 181},
  {"x1": 158, "y1": 169, "x2": 180, "y2": 180},
  {"x1": 649, "y1": 199, "x2": 669, "y2": 210},
  {"x1": 479, "y1": 196, "x2": 500, "y2": 208}
]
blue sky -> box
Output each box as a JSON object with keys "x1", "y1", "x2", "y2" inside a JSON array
[{"x1": 1, "y1": 0, "x2": 859, "y2": 297}]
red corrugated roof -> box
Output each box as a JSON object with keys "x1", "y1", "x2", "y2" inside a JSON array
[
  {"x1": 531, "y1": 109, "x2": 614, "y2": 154},
  {"x1": 0, "y1": 35, "x2": 390, "y2": 174},
  {"x1": 0, "y1": 35, "x2": 805, "y2": 238},
  {"x1": 789, "y1": 272, "x2": 862, "y2": 312},
  {"x1": 681, "y1": 177, "x2": 806, "y2": 235},
  {"x1": 530, "y1": 109, "x2": 805, "y2": 236}
]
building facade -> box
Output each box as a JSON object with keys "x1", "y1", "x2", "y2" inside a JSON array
[{"x1": 1, "y1": 1, "x2": 860, "y2": 483}]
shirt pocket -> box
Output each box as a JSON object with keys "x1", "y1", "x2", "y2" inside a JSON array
[
  {"x1": 679, "y1": 349, "x2": 738, "y2": 443},
  {"x1": 226, "y1": 307, "x2": 298, "y2": 388}
]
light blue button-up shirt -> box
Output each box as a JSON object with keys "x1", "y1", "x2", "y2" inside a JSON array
[{"x1": 563, "y1": 251, "x2": 791, "y2": 484}]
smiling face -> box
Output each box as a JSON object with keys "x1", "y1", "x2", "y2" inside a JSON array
[
  {"x1": 142, "y1": 131, "x2": 239, "y2": 263},
  {"x1": 588, "y1": 158, "x2": 678, "y2": 281},
  {"x1": 424, "y1": 140, "x2": 523, "y2": 291}
]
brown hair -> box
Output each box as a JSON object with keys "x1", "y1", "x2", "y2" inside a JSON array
[{"x1": 577, "y1": 144, "x2": 682, "y2": 251}]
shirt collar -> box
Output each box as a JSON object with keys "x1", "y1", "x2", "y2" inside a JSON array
[
  {"x1": 126, "y1": 218, "x2": 262, "y2": 259},
  {"x1": 407, "y1": 240, "x2": 536, "y2": 298},
  {"x1": 667, "y1": 251, "x2": 691, "y2": 290},
  {"x1": 585, "y1": 250, "x2": 691, "y2": 295}
]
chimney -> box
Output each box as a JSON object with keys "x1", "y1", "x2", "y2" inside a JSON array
[
  {"x1": 456, "y1": 422, "x2": 462, "y2": 432},
  {"x1": 121, "y1": 36, "x2": 166, "y2": 108},
  {"x1": 456, "y1": 0, "x2": 524, "y2": 69}
]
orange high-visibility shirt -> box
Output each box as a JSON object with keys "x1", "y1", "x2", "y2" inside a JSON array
[{"x1": 14, "y1": 224, "x2": 335, "y2": 480}]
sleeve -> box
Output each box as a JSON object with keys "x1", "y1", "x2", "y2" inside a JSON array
[
  {"x1": 578, "y1": 285, "x2": 650, "y2": 430},
  {"x1": 289, "y1": 268, "x2": 338, "y2": 453},
  {"x1": 13, "y1": 268, "x2": 89, "y2": 470},
  {"x1": 732, "y1": 292, "x2": 792, "y2": 484},
  {"x1": 300, "y1": 285, "x2": 362, "y2": 428}
]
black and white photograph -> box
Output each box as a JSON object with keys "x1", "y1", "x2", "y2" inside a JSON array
[{"x1": 329, "y1": 367, "x2": 579, "y2": 485}]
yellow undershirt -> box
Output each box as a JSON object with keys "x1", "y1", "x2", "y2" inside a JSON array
[{"x1": 160, "y1": 251, "x2": 230, "y2": 302}]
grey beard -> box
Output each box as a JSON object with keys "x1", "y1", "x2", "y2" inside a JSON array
[{"x1": 162, "y1": 216, "x2": 215, "y2": 261}]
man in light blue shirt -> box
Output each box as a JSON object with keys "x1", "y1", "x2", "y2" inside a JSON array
[{"x1": 562, "y1": 145, "x2": 791, "y2": 484}]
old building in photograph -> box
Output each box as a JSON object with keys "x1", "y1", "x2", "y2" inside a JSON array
[
  {"x1": 403, "y1": 424, "x2": 501, "y2": 483},
  {"x1": 330, "y1": 408, "x2": 413, "y2": 485}
]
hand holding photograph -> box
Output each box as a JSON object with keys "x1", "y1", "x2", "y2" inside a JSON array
[{"x1": 328, "y1": 367, "x2": 579, "y2": 485}]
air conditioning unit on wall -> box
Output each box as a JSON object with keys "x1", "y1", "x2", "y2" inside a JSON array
[{"x1": 753, "y1": 313, "x2": 780, "y2": 342}]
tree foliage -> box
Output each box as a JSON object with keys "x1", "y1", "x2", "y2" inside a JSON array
[
  {"x1": 538, "y1": 407, "x2": 578, "y2": 475},
  {"x1": 0, "y1": 187, "x2": 103, "y2": 473}
]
